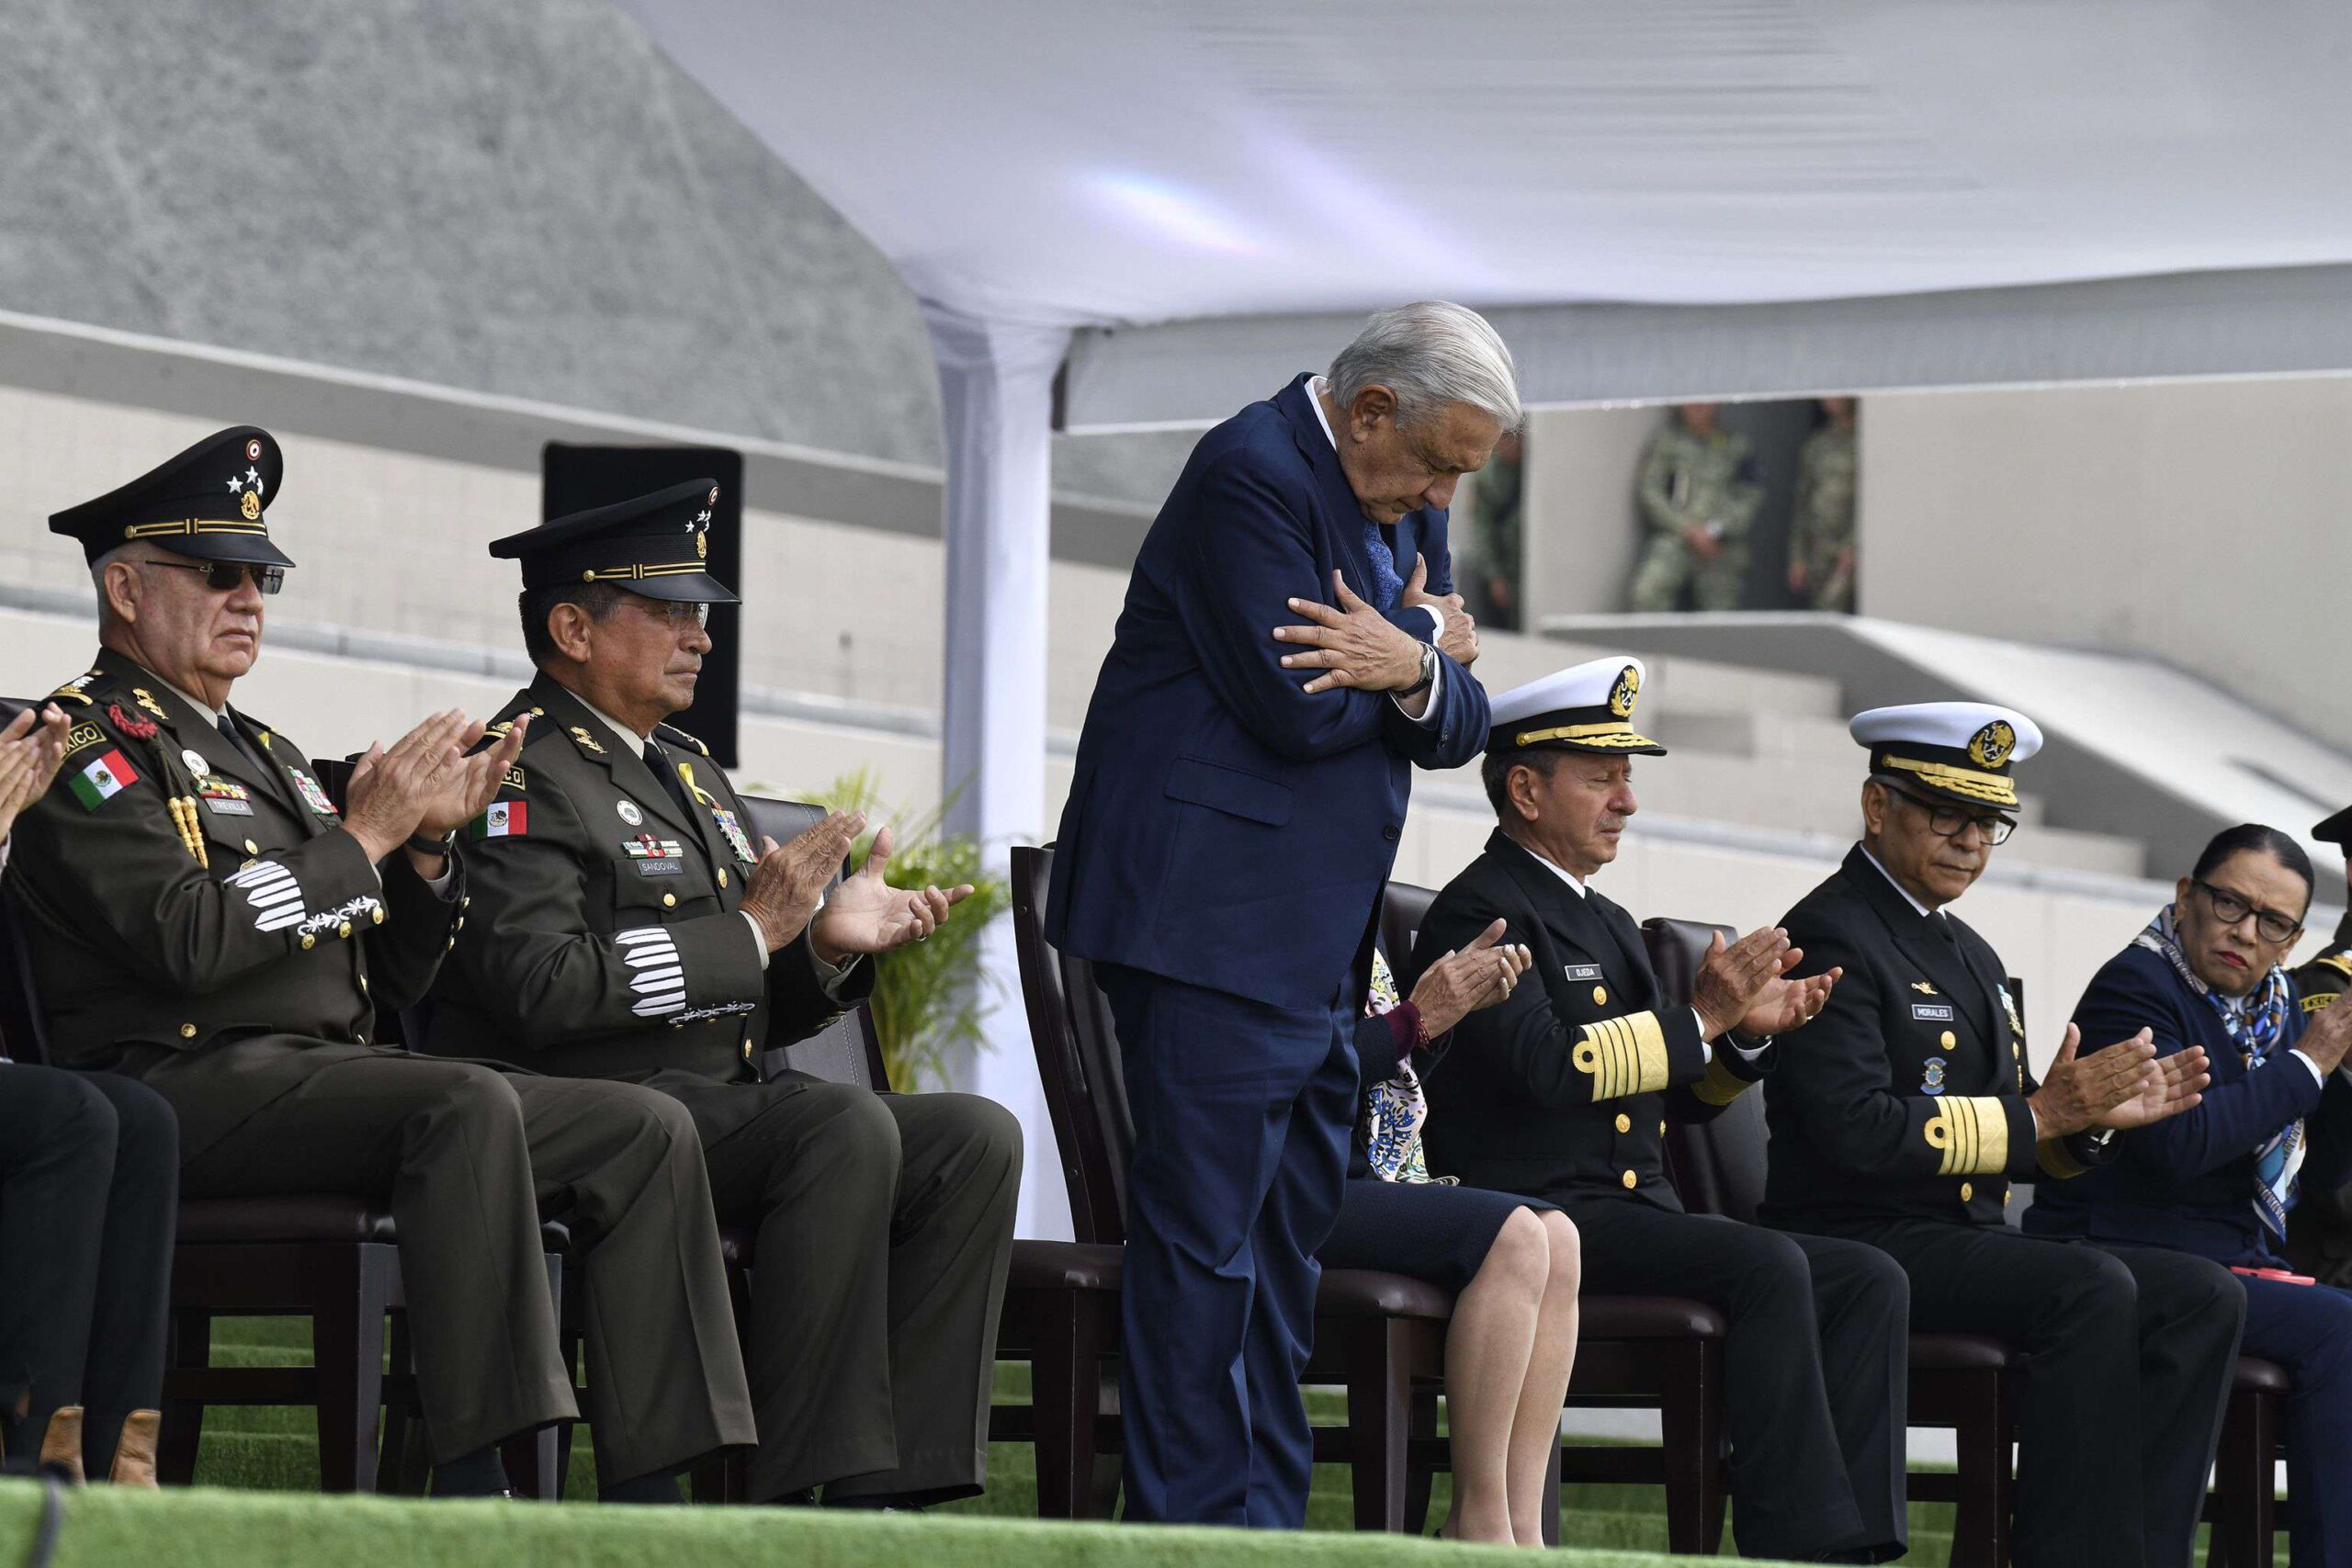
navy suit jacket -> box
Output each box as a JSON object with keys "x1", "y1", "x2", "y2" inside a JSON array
[
  {"x1": 2027, "y1": 941, "x2": 2352, "y2": 1265},
  {"x1": 1046, "y1": 374, "x2": 1489, "y2": 1012}
]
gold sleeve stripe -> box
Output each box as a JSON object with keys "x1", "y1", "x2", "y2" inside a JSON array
[
  {"x1": 2037, "y1": 1138, "x2": 2089, "y2": 1181},
  {"x1": 1691, "y1": 1049, "x2": 1754, "y2": 1108},
  {"x1": 1925, "y1": 1096, "x2": 2010, "y2": 1175},
  {"x1": 1572, "y1": 1010, "x2": 1671, "y2": 1100}
]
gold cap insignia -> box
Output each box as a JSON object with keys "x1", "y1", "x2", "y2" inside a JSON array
[
  {"x1": 1609, "y1": 664, "x2": 1641, "y2": 719},
  {"x1": 1968, "y1": 720, "x2": 2017, "y2": 769},
  {"x1": 696, "y1": 529, "x2": 707, "y2": 559},
  {"x1": 239, "y1": 490, "x2": 262, "y2": 520}
]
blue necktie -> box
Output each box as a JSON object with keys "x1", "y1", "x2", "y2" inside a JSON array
[{"x1": 1362, "y1": 523, "x2": 1402, "y2": 611}]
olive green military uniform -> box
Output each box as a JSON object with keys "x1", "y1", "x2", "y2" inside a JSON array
[
  {"x1": 1628, "y1": 423, "x2": 1762, "y2": 612},
  {"x1": 2285, "y1": 916, "x2": 2352, "y2": 1284},
  {"x1": 1790, "y1": 423, "x2": 1858, "y2": 612},
  {"x1": 6, "y1": 649, "x2": 754, "y2": 1483},
  {"x1": 426, "y1": 671, "x2": 1020, "y2": 1505}
]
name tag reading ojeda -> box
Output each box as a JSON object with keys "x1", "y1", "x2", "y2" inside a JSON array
[{"x1": 1563, "y1": 964, "x2": 1602, "y2": 982}]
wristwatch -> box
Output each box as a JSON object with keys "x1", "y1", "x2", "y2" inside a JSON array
[
  {"x1": 405, "y1": 830, "x2": 455, "y2": 858},
  {"x1": 1399, "y1": 642, "x2": 1438, "y2": 698}
]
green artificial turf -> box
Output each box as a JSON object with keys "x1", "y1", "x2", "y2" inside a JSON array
[{"x1": 148, "y1": 1317, "x2": 2270, "y2": 1564}]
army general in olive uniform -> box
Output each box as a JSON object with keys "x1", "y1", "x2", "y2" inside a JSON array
[
  {"x1": 6, "y1": 430, "x2": 755, "y2": 1499},
  {"x1": 1414, "y1": 658, "x2": 1908, "y2": 1562},
  {"x1": 1627, "y1": 402, "x2": 1762, "y2": 613},
  {"x1": 424, "y1": 481, "x2": 1020, "y2": 1507},
  {"x1": 1763, "y1": 704, "x2": 2242, "y2": 1568}
]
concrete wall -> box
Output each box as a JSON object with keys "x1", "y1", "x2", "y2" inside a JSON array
[
  {"x1": 1855, "y1": 377, "x2": 2352, "y2": 747},
  {"x1": 1519, "y1": 405, "x2": 1663, "y2": 619}
]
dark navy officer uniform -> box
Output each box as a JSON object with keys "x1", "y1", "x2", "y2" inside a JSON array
[
  {"x1": 1416, "y1": 659, "x2": 1909, "y2": 1562},
  {"x1": 1766, "y1": 703, "x2": 2244, "y2": 1568},
  {"x1": 1047, "y1": 372, "x2": 1488, "y2": 1526}
]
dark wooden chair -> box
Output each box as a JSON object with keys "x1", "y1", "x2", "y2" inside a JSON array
[
  {"x1": 1650, "y1": 914, "x2": 2020, "y2": 1566},
  {"x1": 1011, "y1": 845, "x2": 1465, "y2": 1532}
]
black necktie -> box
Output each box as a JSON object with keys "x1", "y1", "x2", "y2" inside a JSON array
[
  {"x1": 643, "y1": 742, "x2": 698, "y2": 823},
  {"x1": 217, "y1": 713, "x2": 264, "y2": 773}
]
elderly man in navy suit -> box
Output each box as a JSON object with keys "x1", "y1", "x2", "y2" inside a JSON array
[{"x1": 1047, "y1": 301, "x2": 1510, "y2": 1526}]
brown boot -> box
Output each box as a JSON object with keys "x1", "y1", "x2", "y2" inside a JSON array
[
  {"x1": 39, "y1": 1405, "x2": 85, "y2": 1483},
  {"x1": 110, "y1": 1411, "x2": 161, "y2": 1487}
]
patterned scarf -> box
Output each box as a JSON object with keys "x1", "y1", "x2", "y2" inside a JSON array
[
  {"x1": 2132, "y1": 903, "x2": 2302, "y2": 1240},
  {"x1": 1361, "y1": 950, "x2": 1451, "y2": 1184}
]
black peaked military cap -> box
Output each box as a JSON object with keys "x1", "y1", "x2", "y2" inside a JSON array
[
  {"x1": 2314, "y1": 806, "x2": 2352, "y2": 849},
  {"x1": 50, "y1": 426, "x2": 293, "y2": 569},
  {"x1": 490, "y1": 478, "x2": 739, "y2": 604}
]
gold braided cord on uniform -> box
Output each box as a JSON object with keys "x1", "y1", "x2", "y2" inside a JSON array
[
  {"x1": 1571, "y1": 1011, "x2": 1671, "y2": 1101},
  {"x1": 165, "y1": 796, "x2": 209, "y2": 869},
  {"x1": 2306, "y1": 992, "x2": 2344, "y2": 1015},
  {"x1": 1515, "y1": 722, "x2": 1660, "y2": 750},
  {"x1": 1877, "y1": 754, "x2": 2019, "y2": 807},
  {"x1": 1691, "y1": 1049, "x2": 1755, "y2": 1108},
  {"x1": 1924, "y1": 1095, "x2": 2010, "y2": 1175},
  {"x1": 580, "y1": 561, "x2": 707, "y2": 582},
  {"x1": 2037, "y1": 1138, "x2": 2089, "y2": 1181},
  {"x1": 120, "y1": 519, "x2": 270, "y2": 540},
  {"x1": 2318, "y1": 953, "x2": 2352, "y2": 979}
]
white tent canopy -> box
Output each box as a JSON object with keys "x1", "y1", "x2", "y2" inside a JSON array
[{"x1": 616, "y1": 0, "x2": 2352, "y2": 1233}]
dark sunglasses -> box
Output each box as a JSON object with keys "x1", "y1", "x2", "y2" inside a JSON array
[{"x1": 141, "y1": 558, "x2": 286, "y2": 596}]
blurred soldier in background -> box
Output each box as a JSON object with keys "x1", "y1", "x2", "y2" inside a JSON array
[
  {"x1": 1461, "y1": 428, "x2": 1523, "y2": 632},
  {"x1": 1789, "y1": 397, "x2": 1859, "y2": 612},
  {"x1": 1628, "y1": 402, "x2": 1762, "y2": 613}
]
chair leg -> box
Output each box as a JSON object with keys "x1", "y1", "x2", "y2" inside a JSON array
[
  {"x1": 1343, "y1": 1320, "x2": 1412, "y2": 1533},
  {"x1": 2209, "y1": 1387, "x2": 2275, "y2": 1568},
  {"x1": 157, "y1": 1309, "x2": 210, "y2": 1486},
  {"x1": 1944, "y1": 1373, "x2": 2008, "y2": 1568},
  {"x1": 1404, "y1": 1384, "x2": 1438, "y2": 1536},
  {"x1": 311, "y1": 1247, "x2": 391, "y2": 1493},
  {"x1": 1027, "y1": 1292, "x2": 1102, "y2": 1519},
  {"x1": 1659, "y1": 1340, "x2": 1728, "y2": 1556},
  {"x1": 378, "y1": 1312, "x2": 428, "y2": 1496},
  {"x1": 1541, "y1": 1426, "x2": 1563, "y2": 1548}
]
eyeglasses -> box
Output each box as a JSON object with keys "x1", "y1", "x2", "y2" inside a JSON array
[
  {"x1": 631, "y1": 598, "x2": 710, "y2": 631},
  {"x1": 2190, "y1": 878, "x2": 2304, "y2": 944},
  {"x1": 1881, "y1": 781, "x2": 2017, "y2": 846},
  {"x1": 141, "y1": 558, "x2": 285, "y2": 596}
]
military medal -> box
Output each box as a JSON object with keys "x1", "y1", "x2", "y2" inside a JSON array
[
  {"x1": 617, "y1": 800, "x2": 643, "y2": 826},
  {"x1": 182, "y1": 748, "x2": 209, "y2": 776},
  {"x1": 197, "y1": 776, "x2": 254, "y2": 817},
  {"x1": 288, "y1": 768, "x2": 340, "y2": 817},
  {"x1": 711, "y1": 807, "x2": 757, "y2": 864}
]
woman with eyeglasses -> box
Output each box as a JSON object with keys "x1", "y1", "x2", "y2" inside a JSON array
[{"x1": 2026, "y1": 822, "x2": 2352, "y2": 1568}]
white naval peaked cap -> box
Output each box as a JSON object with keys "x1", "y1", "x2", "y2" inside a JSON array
[
  {"x1": 1487, "y1": 656, "x2": 1666, "y2": 757},
  {"x1": 1849, "y1": 702, "x2": 2042, "y2": 809}
]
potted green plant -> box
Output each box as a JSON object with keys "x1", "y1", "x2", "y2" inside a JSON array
[{"x1": 800, "y1": 768, "x2": 1010, "y2": 1092}]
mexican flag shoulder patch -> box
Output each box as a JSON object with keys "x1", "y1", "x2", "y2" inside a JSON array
[
  {"x1": 469, "y1": 800, "x2": 527, "y2": 840},
  {"x1": 68, "y1": 749, "x2": 140, "y2": 810}
]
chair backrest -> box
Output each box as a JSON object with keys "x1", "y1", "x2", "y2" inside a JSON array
[
  {"x1": 1643, "y1": 917, "x2": 1773, "y2": 1223},
  {"x1": 1009, "y1": 845, "x2": 1132, "y2": 1244},
  {"x1": 739, "y1": 793, "x2": 888, "y2": 1090},
  {"x1": 1379, "y1": 881, "x2": 1437, "y2": 972}
]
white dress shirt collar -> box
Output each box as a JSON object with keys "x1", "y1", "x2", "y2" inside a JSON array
[{"x1": 1860, "y1": 843, "x2": 1939, "y2": 919}]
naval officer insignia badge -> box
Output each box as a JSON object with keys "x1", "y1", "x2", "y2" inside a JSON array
[{"x1": 1922, "y1": 1057, "x2": 1948, "y2": 1095}]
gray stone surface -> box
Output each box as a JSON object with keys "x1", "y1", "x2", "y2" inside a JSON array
[{"x1": 0, "y1": 0, "x2": 1185, "y2": 507}]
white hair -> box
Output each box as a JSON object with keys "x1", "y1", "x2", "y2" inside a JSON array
[
  {"x1": 1328, "y1": 300, "x2": 1522, "y2": 433},
  {"x1": 90, "y1": 542, "x2": 138, "y2": 629}
]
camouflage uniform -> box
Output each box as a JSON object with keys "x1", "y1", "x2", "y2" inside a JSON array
[
  {"x1": 1628, "y1": 423, "x2": 1762, "y2": 612},
  {"x1": 1790, "y1": 423, "x2": 1859, "y2": 611}
]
